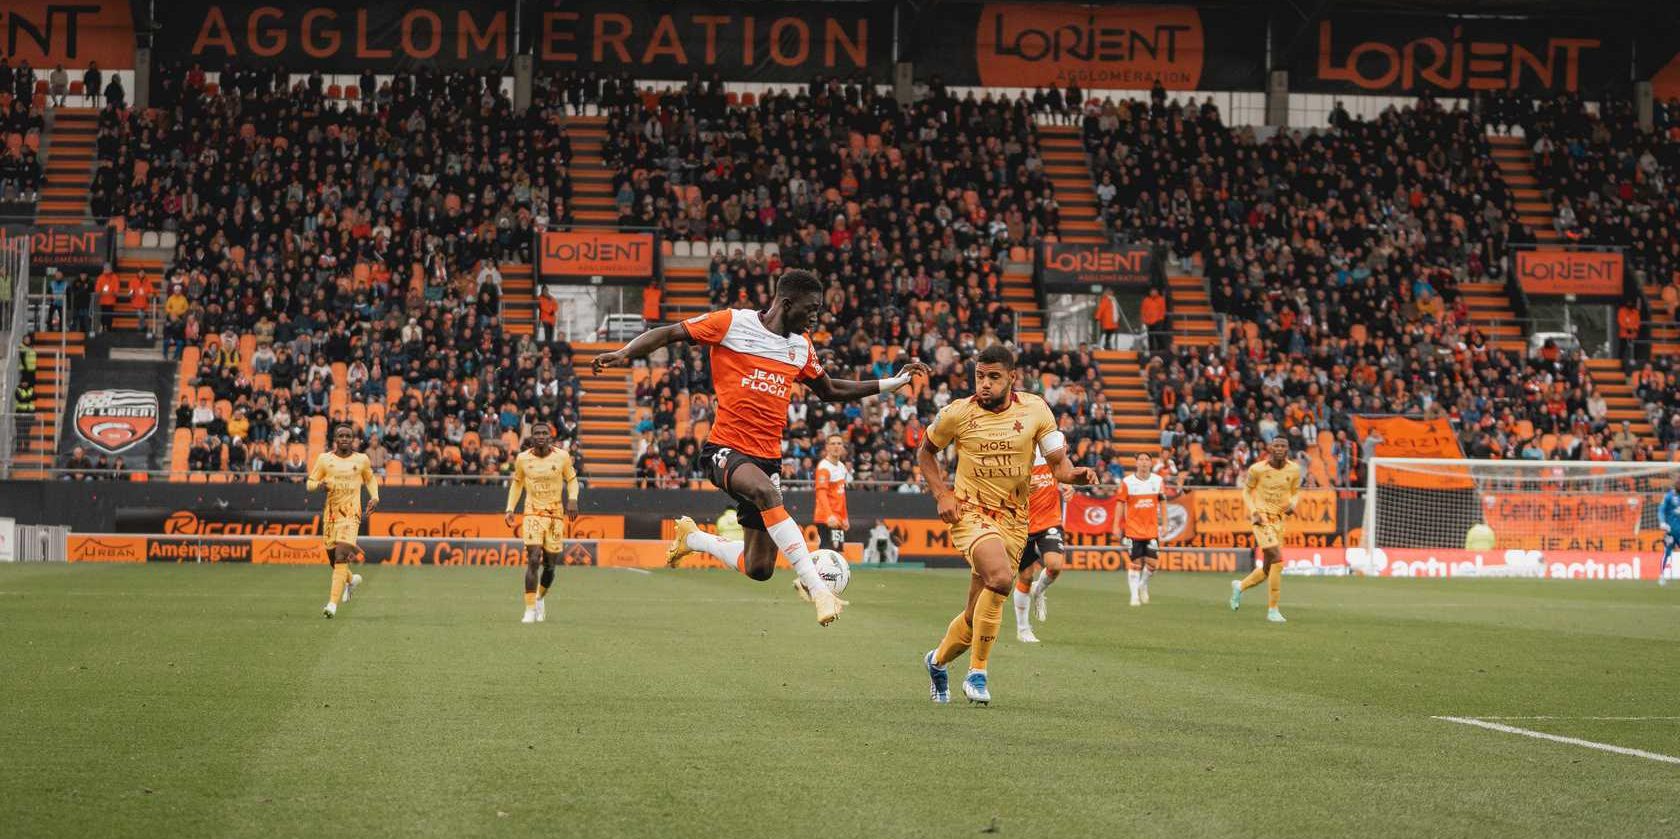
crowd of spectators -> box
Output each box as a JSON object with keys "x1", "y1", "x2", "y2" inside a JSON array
[
  {"x1": 1117, "y1": 93, "x2": 1680, "y2": 483},
  {"x1": 97, "y1": 61, "x2": 1680, "y2": 485},
  {"x1": 0, "y1": 81, "x2": 44, "y2": 201},
  {"x1": 99, "y1": 64, "x2": 595, "y2": 479},
  {"x1": 1511, "y1": 94, "x2": 1680, "y2": 451}
]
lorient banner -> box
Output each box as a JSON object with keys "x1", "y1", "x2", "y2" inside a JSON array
[
  {"x1": 3, "y1": 225, "x2": 110, "y2": 272},
  {"x1": 539, "y1": 230, "x2": 656, "y2": 286},
  {"x1": 1039, "y1": 242, "x2": 1156, "y2": 292},
  {"x1": 1514, "y1": 249, "x2": 1624, "y2": 297},
  {"x1": 1290, "y1": 13, "x2": 1629, "y2": 96},
  {"x1": 153, "y1": 0, "x2": 516, "y2": 70},
  {"x1": 533, "y1": 1, "x2": 892, "y2": 81},
  {"x1": 914, "y1": 3, "x2": 1266, "y2": 91}
]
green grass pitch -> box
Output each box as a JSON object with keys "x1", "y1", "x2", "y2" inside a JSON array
[{"x1": 2, "y1": 564, "x2": 1677, "y2": 838}]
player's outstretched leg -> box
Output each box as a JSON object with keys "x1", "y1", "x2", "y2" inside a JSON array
[
  {"x1": 729, "y1": 466, "x2": 847, "y2": 625},
  {"x1": 668, "y1": 515, "x2": 746, "y2": 572},
  {"x1": 536, "y1": 552, "x2": 557, "y2": 621},
  {"x1": 522, "y1": 546, "x2": 543, "y2": 623}
]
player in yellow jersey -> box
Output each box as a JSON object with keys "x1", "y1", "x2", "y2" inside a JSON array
[
  {"x1": 1230, "y1": 437, "x2": 1301, "y2": 623},
  {"x1": 505, "y1": 422, "x2": 580, "y2": 624},
  {"x1": 919, "y1": 344, "x2": 1095, "y2": 704},
  {"x1": 307, "y1": 424, "x2": 379, "y2": 618}
]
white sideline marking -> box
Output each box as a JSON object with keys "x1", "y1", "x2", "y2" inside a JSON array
[
  {"x1": 611, "y1": 567, "x2": 653, "y2": 575},
  {"x1": 1475, "y1": 716, "x2": 1680, "y2": 722},
  {"x1": 1433, "y1": 716, "x2": 1680, "y2": 765}
]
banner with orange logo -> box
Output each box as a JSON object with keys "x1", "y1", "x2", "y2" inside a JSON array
[
  {"x1": 538, "y1": 231, "x2": 656, "y2": 286},
  {"x1": 1480, "y1": 493, "x2": 1643, "y2": 540},
  {"x1": 2, "y1": 1, "x2": 136, "y2": 69},
  {"x1": 913, "y1": 3, "x2": 1265, "y2": 91},
  {"x1": 1192, "y1": 488, "x2": 1338, "y2": 535},
  {"x1": 1514, "y1": 249, "x2": 1624, "y2": 297},
  {"x1": 367, "y1": 512, "x2": 624, "y2": 539},
  {"x1": 1352, "y1": 416, "x2": 1472, "y2": 490},
  {"x1": 1290, "y1": 12, "x2": 1627, "y2": 96},
  {"x1": 1039, "y1": 242, "x2": 1158, "y2": 292}
]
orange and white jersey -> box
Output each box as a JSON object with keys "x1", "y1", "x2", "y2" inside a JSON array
[
  {"x1": 1115, "y1": 471, "x2": 1165, "y2": 540},
  {"x1": 813, "y1": 459, "x2": 850, "y2": 526},
  {"x1": 1027, "y1": 451, "x2": 1064, "y2": 534},
  {"x1": 683, "y1": 309, "x2": 824, "y2": 460}
]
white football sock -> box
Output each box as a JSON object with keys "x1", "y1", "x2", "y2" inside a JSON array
[
  {"x1": 1012, "y1": 589, "x2": 1031, "y2": 629},
  {"x1": 1029, "y1": 569, "x2": 1052, "y2": 597},
  {"x1": 685, "y1": 530, "x2": 744, "y2": 572},
  {"x1": 1140, "y1": 565, "x2": 1154, "y2": 591},
  {"x1": 1126, "y1": 569, "x2": 1140, "y2": 599},
  {"x1": 765, "y1": 515, "x2": 829, "y2": 593}
]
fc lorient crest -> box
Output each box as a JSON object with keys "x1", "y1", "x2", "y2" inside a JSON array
[{"x1": 74, "y1": 390, "x2": 159, "y2": 454}]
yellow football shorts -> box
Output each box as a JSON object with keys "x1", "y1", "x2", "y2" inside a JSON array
[
  {"x1": 323, "y1": 517, "x2": 360, "y2": 549},
  {"x1": 1252, "y1": 520, "x2": 1284, "y2": 551},
  {"x1": 948, "y1": 509, "x2": 1028, "y2": 569},
  {"x1": 521, "y1": 514, "x2": 568, "y2": 553}
]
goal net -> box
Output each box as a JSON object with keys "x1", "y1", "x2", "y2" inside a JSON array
[{"x1": 1359, "y1": 458, "x2": 1680, "y2": 581}]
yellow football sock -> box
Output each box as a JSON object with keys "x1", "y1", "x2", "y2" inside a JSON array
[
  {"x1": 1267, "y1": 563, "x2": 1282, "y2": 609},
  {"x1": 969, "y1": 588, "x2": 1007, "y2": 672},
  {"x1": 934, "y1": 610, "x2": 972, "y2": 666},
  {"x1": 537, "y1": 584, "x2": 549, "y2": 599},
  {"x1": 523, "y1": 591, "x2": 538, "y2": 609},
  {"x1": 1239, "y1": 565, "x2": 1267, "y2": 591},
  {"x1": 329, "y1": 564, "x2": 350, "y2": 605}
]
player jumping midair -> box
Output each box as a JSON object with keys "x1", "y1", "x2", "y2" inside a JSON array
[{"x1": 592, "y1": 269, "x2": 927, "y2": 626}]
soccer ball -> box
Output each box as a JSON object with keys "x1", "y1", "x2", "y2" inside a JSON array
[{"x1": 811, "y1": 549, "x2": 851, "y2": 595}]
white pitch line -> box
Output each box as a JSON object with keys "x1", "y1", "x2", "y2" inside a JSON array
[
  {"x1": 1473, "y1": 716, "x2": 1680, "y2": 722},
  {"x1": 1433, "y1": 716, "x2": 1680, "y2": 765}
]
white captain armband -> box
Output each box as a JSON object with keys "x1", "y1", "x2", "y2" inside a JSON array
[{"x1": 1038, "y1": 431, "x2": 1067, "y2": 457}]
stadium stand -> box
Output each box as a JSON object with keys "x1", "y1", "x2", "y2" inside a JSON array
[{"x1": 24, "y1": 58, "x2": 1677, "y2": 485}]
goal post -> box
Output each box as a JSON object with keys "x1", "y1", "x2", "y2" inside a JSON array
[{"x1": 1359, "y1": 457, "x2": 1680, "y2": 580}]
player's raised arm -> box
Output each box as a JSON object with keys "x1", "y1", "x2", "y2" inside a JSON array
[
  {"x1": 805, "y1": 360, "x2": 930, "y2": 403},
  {"x1": 306, "y1": 454, "x2": 327, "y2": 492},
  {"x1": 590, "y1": 322, "x2": 692, "y2": 373},
  {"x1": 504, "y1": 454, "x2": 526, "y2": 529},
  {"x1": 361, "y1": 454, "x2": 380, "y2": 513}
]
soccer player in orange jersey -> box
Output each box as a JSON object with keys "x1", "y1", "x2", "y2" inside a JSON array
[
  {"x1": 1113, "y1": 451, "x2": 1167, "y2": 607},
  {"x1": 812, "y1": 434, "x2": 851, "y2": 552},
  {"x1": 1011, "y1": 450, "x2": 1067, "y2": 643},
  {"x1": 592, "y1": 269, "x2": 927, "y2": 626}
]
